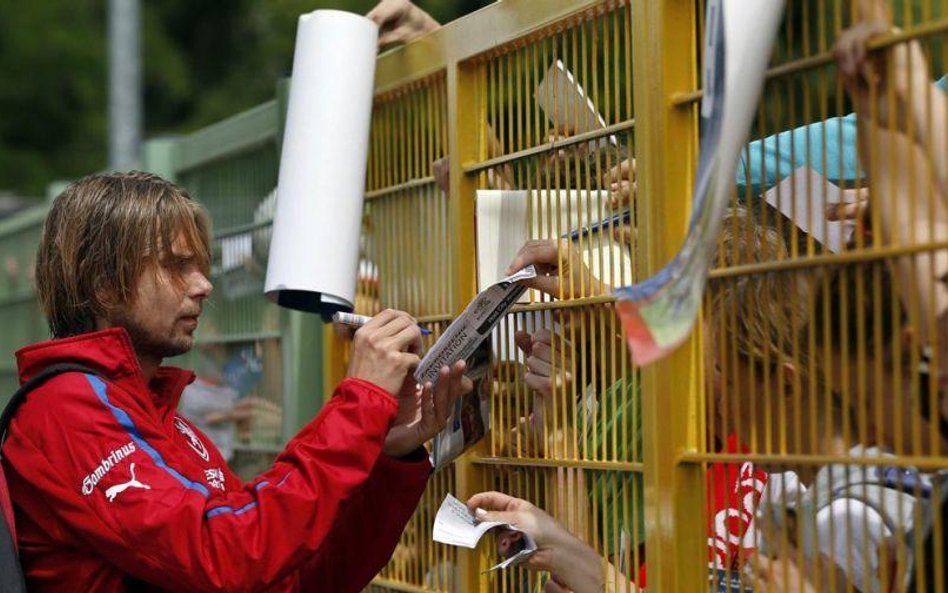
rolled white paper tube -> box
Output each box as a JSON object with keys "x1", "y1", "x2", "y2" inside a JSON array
[{"x1": 265, "y1": 10, "x2": 378, "y2": 319}]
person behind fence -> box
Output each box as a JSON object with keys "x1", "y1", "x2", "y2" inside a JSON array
[
  {"x1": 0, "y1": 171, "x2": 471, "y2": 593},
  {"x1": 701, "y1": 194, "x2": 947, "y2": 593},
  {"x1": 501, "y1": 240, "x2": 645, "y2": 586},
  {"x1": 507, "y1": 327, "x2": 646, "y2": 582},
  {"x1": 712, "y1": 9, "x2": 948, "y2": 588},
  {"x1": 481, "y1": 208, "x2": 789, "y2": 592},
  {"x1": 822, "y1": 4, "x2": 948, "y2": 590},
  {"x1": 835, "y1": 5, "x2": 948, "y2": 590},
  {"x1": 750, "y1": 262, "x2": 945, "y2": 593},
  {"x1": 706, "y1": 237, "x2": 883, "y2": 592}
]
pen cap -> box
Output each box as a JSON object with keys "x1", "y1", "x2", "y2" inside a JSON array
[{"x1": 264, "y1": 10, "x2": 378, "y2": 321}]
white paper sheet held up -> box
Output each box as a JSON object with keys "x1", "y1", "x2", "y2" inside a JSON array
[
  {"x1": 476, "y1": 190, "x2": 634, "y2": 293},
  {"x1": 762, "y1": 167, "x2": 856, "y2": 253},
  {"x1": 535, "y1": 60, "x2": 618, "y2": 151},
  {"x1": 432, "y1": 494, "x2": 537, "y2": 572},
  {"x1": 476, "y1": 189, "x2": 634, "y2": 362},
  {"x1": 414, "y1": 266, "x2": 536, "y2": 386}
]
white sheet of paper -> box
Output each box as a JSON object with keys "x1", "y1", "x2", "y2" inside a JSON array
[
  {"x1": 476, "y1": 189, "x2": 634, "y2": 362},
  {"x1": 432, "y1": 495, "x2": 503, "y2": 547},
  {"x1": 535, "y1": 60, "x2": 618, "y2": 150},
  {"x1": 432, "y1": 495, "x2": 537, "y2": 571},
  {"x1": 476, "y1": 190, "x2": 634, "y2": 292},
  {"x1": 476, "y1": 190, "x2": 529, "y2": 297},
  {"x1": 762, "y1": 167, "x2": 855, "y2": 253}
]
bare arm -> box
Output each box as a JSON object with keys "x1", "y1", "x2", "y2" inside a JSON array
[
  {"x1": 837, "y1": 0, "x2": 948, "y2": 195},
  {"x1": 468, "y1": 491, "x2": 634, "y2": 593}
]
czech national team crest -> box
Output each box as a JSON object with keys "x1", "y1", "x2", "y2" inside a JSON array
[{"x1": 174, "y1": 417, "x2": 210, "y2": 461}]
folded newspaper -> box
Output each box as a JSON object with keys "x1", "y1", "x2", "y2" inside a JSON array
[
  {"x1": 432, "y1": 494, "x2": 537, "y2": 572},
  {"x1": 418, "y1": 265, "x2": 537, "y2": 470},
  {"x1": 414, "y1": 265, "x2": 536, "y2": 385},
  {"x1": 428, "y1": 340, "x2": 490, "y2": 470}
]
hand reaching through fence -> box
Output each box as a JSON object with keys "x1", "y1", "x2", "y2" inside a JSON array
[
  {"x1": 537, "y1": 131, "x2": 629, "y2": 192},
  {"x1": 835, "y1": 0, "x2": 948, "y2": 196},
  {"x1": 823, "y1": 187, "x2": 872, "y2": 244},
  {"x1": 503, "y1": 330, "x2": 576, "y2": 458},
  {"x1": 604, "y1": 158, "x2": 636, "y2": 210},
  {"x1": 467, "y1": 491, "x2": 573, "y2": 573},
  {"x1": 835, "y1": 20, "x2": 914, "y2": 132},
  {"x1": 467, "y1": 491, "x2": 633, "y2": 593},
  {"x1": 824, "y1": 188, "x2": 870, "y2": 220},
  {"x1": 836, "y1": 16, "x2": 948, "y2": 351},
  {"x1": 516, "y1": 329, "x2": 574, "y2": 401},
  {"x1": 507, "y1": 240, "x2": 604, "y2": 299},
  {"x1": 367, "y1": 0, "x2": 440, "y2": 47}
]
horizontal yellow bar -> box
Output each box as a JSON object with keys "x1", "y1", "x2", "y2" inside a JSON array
[
  {"x1": 708, "y1": 239, "x2": 948, "y2": 280},
  {"x1": 374, "y1": 0, "x2": 612, "y2": 93},
  {"x1": 371, "y1": 578, "x2": 440, "y2": 593},
  {"x1": 680, "y1": 451, "x2": 948, "y2": 471},
  {"x1": 365, "y1": 176, "x2": 436, "y2": 200},
  {"x1": 462, "y1": 118, "x2": 637, "y2": 174},
  {"x1": 508, "y1": 295, "x2": 618, "y2": 312},
  {"x1": 473, "y1": 456, "x2": 644, "y2": 472},
  {"x1": 671, "y1": 16, "x2": 948, "y2": 106}
]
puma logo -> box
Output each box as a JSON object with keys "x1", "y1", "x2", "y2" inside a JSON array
[{"x1": 105, "y1": 463, "x2": 150, "y2": 502}]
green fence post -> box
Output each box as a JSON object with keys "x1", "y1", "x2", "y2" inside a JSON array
[{"x1": 141, "y1": 136, "x2": 180, "y2": 182}]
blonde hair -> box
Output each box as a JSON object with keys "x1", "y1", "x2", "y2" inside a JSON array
[
  {"x1": 707, "y1": 207, "x2": 811, "y2": 367},
  {"x1": 35, "y1": 171, "x2": 211, "y2": 338}
]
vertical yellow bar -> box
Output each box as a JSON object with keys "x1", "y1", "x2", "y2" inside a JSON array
[
  {"x1": 448, "y1": 57, "x2": 486, "y2": 590},
  {"x1": 321, "y1": 324, "x2": 345, "y2": 400},
  {"x1": 631, "y1": 1, "x2": 705, "y2": 591}
]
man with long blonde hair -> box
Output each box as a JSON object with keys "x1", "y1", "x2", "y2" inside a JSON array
[{"x1": 1, "y1": 171, "x2": 469, "y2": 593}]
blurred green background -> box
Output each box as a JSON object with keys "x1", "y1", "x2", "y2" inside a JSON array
[{"x1": 0, "y1": 0, "x2": 488, "y2": 200}]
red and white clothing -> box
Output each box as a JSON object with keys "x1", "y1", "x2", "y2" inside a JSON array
[
  {"x1": 633, "y1": 434, "x2": 767, "y2": 588},
  {"x1": 1, "y1": 328, "x2": 430, "y2": 593},
  {"x1": 706, "y1": 433, "x2": 769, "y2": 572}
]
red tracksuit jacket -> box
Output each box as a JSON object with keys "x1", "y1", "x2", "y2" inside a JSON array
[{"x1": 1, "y1": 328, "x2": 431, "y2": 592}]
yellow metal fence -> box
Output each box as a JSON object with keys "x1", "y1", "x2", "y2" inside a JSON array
[{"x1": 328, "y1": 1, "x2": 948, "y2": 591}]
